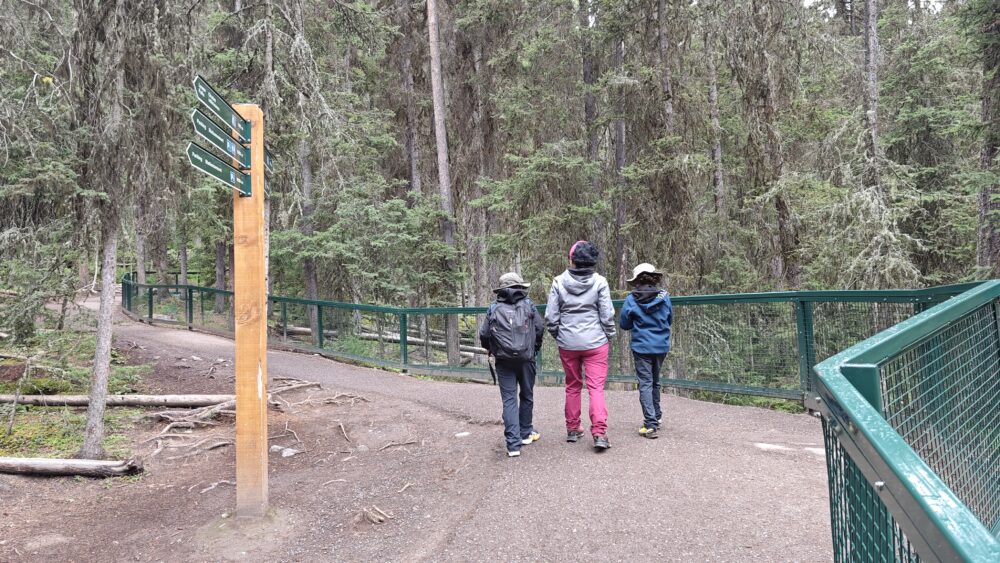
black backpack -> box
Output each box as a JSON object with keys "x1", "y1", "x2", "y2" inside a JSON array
[{"x1": 487, "y1": 298, "x2": 536, "y2": 361}]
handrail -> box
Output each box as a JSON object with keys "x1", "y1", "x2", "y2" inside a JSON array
[
  {"x1": 123, "y1": 273, "x2": 979, "y2": 314},
  {"x1": 121, "y1": 273, "x2": 982, "y2": 402},
  {"x1": 813, "y1": 281, "x2": 1000, "y2": 561}
]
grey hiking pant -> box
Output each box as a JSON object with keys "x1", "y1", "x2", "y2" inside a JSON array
[
  {"x1": 496, "y1": 358, "x2": 536, "y2": 451},
  {"x1": 633, "y1": 352, "x2": 665, "y2": 429}
]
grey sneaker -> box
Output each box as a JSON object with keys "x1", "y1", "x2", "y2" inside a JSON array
[
  {"x1": 507, "y1": 449, "x2": 521, "y2": 458},
  {"x1": 566, "y1": 429, "x2": 584, "y2": 443},
  {"x1": 593, "y1": 435, "x2": 610, "y2": 450}
]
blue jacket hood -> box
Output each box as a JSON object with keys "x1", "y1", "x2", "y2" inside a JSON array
[{"x1": 619, "y1": 290, "x2": 672, "y2": 355}]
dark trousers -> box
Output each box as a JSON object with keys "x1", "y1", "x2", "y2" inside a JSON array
[
  {"x1": 633, "y1": 351, "x2": 665, "y2": 428},
  {"x1": 496, "y1": 358, "x2": 536, "y2": 451}
]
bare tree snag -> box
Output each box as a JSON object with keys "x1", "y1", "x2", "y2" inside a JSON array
[
  {"x1": 426, "y1": 0, "x2": 462, "y2": 367},
  {"x1": 78, "y1": 220, "x2": 119, "y2": 460}
]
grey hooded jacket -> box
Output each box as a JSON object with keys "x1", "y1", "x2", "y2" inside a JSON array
[{"x1": 545, "y1": 269, "x2": 617, "y2": 351}]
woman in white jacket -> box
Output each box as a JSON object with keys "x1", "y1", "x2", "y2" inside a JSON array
[{"x1": 544, "y1": 241, "x2": 616, "y2": 450}]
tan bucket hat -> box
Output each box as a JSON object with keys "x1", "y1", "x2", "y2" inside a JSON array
[
  {"x1": 626, "y1": 263, "x2": 663, "y2": 283},
  {"x1": 494, "y1": 272, "x2": 530, "y2": 292}
]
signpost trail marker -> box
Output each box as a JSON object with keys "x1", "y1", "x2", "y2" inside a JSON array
[
  {"x1": 193, "y1": 75, "x2": 251, "y2": 141},
  {"x1": 185, "y1": 142, "x2": 250, "y2": 196},
  {"x1": 186, "y1": 75, "x2": 275, "y2": 518},
  {"x1": 192, "y1": 108, "x2": 250, "y2": 168},
  {"x1": 231, "y1": 103, "x2": 268, "y2": 518}
]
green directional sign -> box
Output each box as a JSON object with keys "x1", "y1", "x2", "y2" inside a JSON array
[
  {"x1": 186, "y1": 142, "x2": 250, "y2": 196},
  {"x1": 264, "y1": 148, "x2": 274, "y2": 173},
  {"x1": 193, "y1": 75, "x2": 250, "y2": 142},
  {"x1": 191, "y1": 109, "x2": 249, "y2": 168}
]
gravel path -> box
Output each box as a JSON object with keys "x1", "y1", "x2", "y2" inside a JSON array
[{"x1": 110, "y1": 317, "x2": 833, "y2": 562}]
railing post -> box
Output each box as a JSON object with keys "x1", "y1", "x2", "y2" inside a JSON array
[
  {"x1": 795, "y1": 300, "x2": 816, "y2": 396},
  {"x1": 316, "y1": 305, "x2": 324, "y2": 348},
  {"x1": 147, "y1": 286, "x2": 153, "y2": 321},
  {"x1": 281, "y1": 301, "x2": 288, "y2": 340},
  {"x1": 399, "y1": 313, "x2": 408, "y2": 370},
  {"x1": 186, "y1": 287, "x2": 194, "y2": 328}
]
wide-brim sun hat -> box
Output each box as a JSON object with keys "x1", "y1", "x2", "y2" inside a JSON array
[
  {"x1": 494, "y1": 272, "x2": 531, "y2": 292},
  {"x1": 627, "y1": 263, "x2": 663, "y2": 283}
]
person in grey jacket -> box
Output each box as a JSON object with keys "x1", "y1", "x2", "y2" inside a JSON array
[{"x1": 545, "y1": 241, "x2": 616, "y2": 450}]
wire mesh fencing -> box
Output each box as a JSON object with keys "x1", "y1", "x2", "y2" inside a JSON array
[{"x1": 815, "y1": 282, "x2": 1000, "y2": 562}]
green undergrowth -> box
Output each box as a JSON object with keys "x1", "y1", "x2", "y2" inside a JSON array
[
  {"x1": 0, "y1": 407, "x2": 145, "y2": 458},
  {"x1": 0, "y1": 329, "x2": 153, "y2": 395},
  {"x1": 0, "y1": 328, "x2": 155, "y2": 458},
  {"x1": 688, "y1": 391, "x2": 805, "y2": 413}
]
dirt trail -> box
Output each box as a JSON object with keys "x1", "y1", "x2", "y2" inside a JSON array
[{"x1": 1, "y1": 301, "x2": 833, "y2": 562}]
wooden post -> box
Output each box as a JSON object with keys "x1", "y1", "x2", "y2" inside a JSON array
[{"x1": 232, "y1": 104, "x2": 268, "y2": 518}]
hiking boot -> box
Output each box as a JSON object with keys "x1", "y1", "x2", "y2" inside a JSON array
[
  {"x1": 593, "y1": 435, "x2": 610, "y2": 450},
  {"x1": 522, "y1": 432, "x2": 541, "y2": 445},
  {"x1": 566, "y1": 429, "x2": 584, "y2": 443},
  {"x1": 507, "y1": 449, "x2": 521, "y2": 458},
  {"x1": 639, "y1": 427, "x2": 659, "y2": 439}
]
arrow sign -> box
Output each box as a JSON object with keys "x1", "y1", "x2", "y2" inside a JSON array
[
  {"x1": 186, "y1": 142, "x2": 251, "y2": 196},
  {"x1": 193, "y1": 75, "x2": 250, "y2": 142},
  {"x1": 191, "y1": 109, "x2": 249, "y2": 168}
]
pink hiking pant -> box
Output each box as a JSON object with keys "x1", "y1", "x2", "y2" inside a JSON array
[{"x1": 559, "y1": 343, "x2": 610, "y2": 436}]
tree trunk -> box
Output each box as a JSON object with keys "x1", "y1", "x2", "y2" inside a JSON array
[
  {"x1": 706, "y1": 27, "x2": 725, "y2": 214},
  {"x1": 135, "y1": 231, "x2": 147, "y2": 285},
  {"x1": 471, "y1": 42, "x2": 496, "y2": 310},
  {"x1": 298, "y1": 134, "x2": 320, "y2": 338},
  {"x1": 579, "y1": 0, "x2": 603, "y2": 255},
  {"x1": 178, "y1": 220, "x2": 189, "y2": 287},
  {"x1": 977, "y1": 5, "x2": 1000, "y2": 276},
  {"x1": 657, "y1": 0, "x2": 675, "y2": 134},
  {"x1": 863, "y1": 0, "x2": 880, "y2": 192},
  {"x1": 613, "y1": 38, "x2": 627, "y2": 289},
  {"x1": 77, "y1": 255, "x2": 90, "y2": 293},
  {"x1": 214, "y1": 241, "x2": 227, "y2": 313},
  {"x1": 154, "y1": 244, "x2": 169, "y2": 301},
  {"x1": 426, "y1": 0, "x2": 462, "y2": 366},
  {"x1": 77, "y1": 221, "x2": 119, "y2": 460},
  {"x1": 400, "y1": 0, "x2": 422, "y2": 199}
]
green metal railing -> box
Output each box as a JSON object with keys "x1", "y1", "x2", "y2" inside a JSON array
[
  {"x1": 814, "y1": 281, "x2": 1000, "y2": 561},
  {"x1": 121, "y1": 274, "x2": 979, "y2": 403}
]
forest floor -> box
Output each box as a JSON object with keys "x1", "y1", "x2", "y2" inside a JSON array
[{"x1": 0, "y1": 297, "x2": 832, "y2": 562}]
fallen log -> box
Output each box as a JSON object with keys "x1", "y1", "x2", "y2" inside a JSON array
[
  {"x1": 0, "y1": 394, "x2": 234, "y2": 407},
  {"x1": 0, "y1": 457, "x2": 142, "y2": 477}
]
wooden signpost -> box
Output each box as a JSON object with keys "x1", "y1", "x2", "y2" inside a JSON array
[{"x1": 186, "y1": 76, "x2": 271, "y2": 518}]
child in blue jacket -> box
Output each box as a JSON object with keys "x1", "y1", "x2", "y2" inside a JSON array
[{"x1": 619, "y1": 263, "x2": 672, "y2": 439}]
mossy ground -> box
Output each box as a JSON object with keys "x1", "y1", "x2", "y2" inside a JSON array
[{"x1": 0, "y1": 328, "x2": 154, "y2": 458}]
